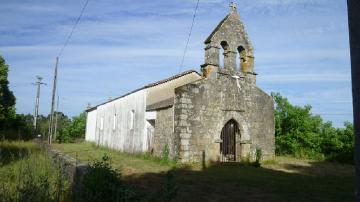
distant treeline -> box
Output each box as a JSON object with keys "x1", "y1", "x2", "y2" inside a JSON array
[
  {"x1": 0, "y1": 55, "x2": 86, "y2": 142},
  {"x1": 0, "y1": 112, "x2": 86, "y2": 143}
]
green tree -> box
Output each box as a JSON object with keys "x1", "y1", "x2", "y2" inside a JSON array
[
  {"x1": 322, "y1": 122, "x2": 354, "y2": 163},
  {"x1": 0, "y1": 56, "x2": 16, "y2": 138},
  {"x1": 62, "y1": 112, "x2": 86, "y2": 142},
  {"x1": 272, "y1": 92, "x2": 354, "y2": 163},
  {"x1": 33, "y1": 112, "x2": 71, "y2": 142},
  {"x1": 53, "y1": 112, "x2": 71, "y2": 143},
  {"x1": 271, "y1": 92, "x2": 323, "y2": 158}
]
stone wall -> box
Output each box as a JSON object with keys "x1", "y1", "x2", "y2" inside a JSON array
[
  {"x1": 153, "y1": 106, "x2": 178, "y2": 159},
  {"x1": 174, "y1": 67, "x2": 274, "y2": 162}
]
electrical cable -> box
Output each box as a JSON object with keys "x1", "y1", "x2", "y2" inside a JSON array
[
  {"x1": 178, "y1": 0, "x2": 200, "y2": 73},
  {"x1": 58, "y1": 0, "x2": 90, "y2": 57}
]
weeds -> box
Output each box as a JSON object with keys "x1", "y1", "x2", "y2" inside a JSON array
[
  {"x1": 254, "y1": 148, "x2": 263, "y2": 167},
  {"x1": 162, "y1": 144, "x2": 170, "y2": 162},
  {"x1": 0, "y1": 141, "x2": 70, "y2": 202},
  {"x1": 77, "y1": 154, "x2": 141, "y2": 202}
]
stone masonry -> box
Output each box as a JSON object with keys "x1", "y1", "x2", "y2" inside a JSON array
[{"x1": 172, "y1": 3, "x2": 275, "y2": 162}]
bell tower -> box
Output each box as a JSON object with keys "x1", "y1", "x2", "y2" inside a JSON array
[{"x1": 201, "y1": 2, "x2": 255, "y2": 78}]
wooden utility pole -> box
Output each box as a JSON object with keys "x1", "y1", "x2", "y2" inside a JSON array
[
  {"x1": 32, "y1": 76, "x2": 46, "y2": 131},
  {"x1": 48, "y1": 57, "x2": 59, "y2": 144},
  {"x1": 54, "y1": 95, "x2": 59, "y2": 142},
  {"x1": 347, "y1": 0, "x2": 360, "y2": 200}
]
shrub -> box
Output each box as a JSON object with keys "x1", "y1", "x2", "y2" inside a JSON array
[{"x1": 77, "y1": 154, "x2": 141, "y2": 202}]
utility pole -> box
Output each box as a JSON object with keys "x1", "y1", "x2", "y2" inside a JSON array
[
  {"x1": 32, "y1": 76, "x2": 46, "y2": 131},
  {"x1": 48, "y1": 57, "x2": 59, "y2": 144},
  {"x1": 54, "y1": 95, "x2": 59, "y2": 143}
]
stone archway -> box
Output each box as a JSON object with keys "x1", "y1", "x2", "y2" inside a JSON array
[
  {"x1": 213, "y1": 111, "x2": 252, "y2": 161},
  {"x1": 220, "y1": 119, "x2": 239, "y2": 162}
]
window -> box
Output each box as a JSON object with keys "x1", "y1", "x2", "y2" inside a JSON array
[
  {"x1": 129, "y1": 110, "x2": 135, "y2": 130},
  {"x1": 100, "y1": 117, "x2": 104, "y2": 130},
  {"x1": 113, "y1": 114, "x2": 117, "y2": 130}
]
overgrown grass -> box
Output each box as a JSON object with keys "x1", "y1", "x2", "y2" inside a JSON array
[
  {"x1": 52, "y1": 142, "x2": 175, "y2": 175},
  {"x1": 0, "y1": 141, "x2": 70, "y2": 202},
  {"x1": 53, "y1": 142, "x2": 355, "y2": 202}
]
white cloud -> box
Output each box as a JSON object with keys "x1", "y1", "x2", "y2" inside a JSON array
[
  {"x1": 259, "y1": 72, "x2": 350, "y2": 83},
  {"x1": 256, "y1": 49, "x2": 350, "y2": 61}
]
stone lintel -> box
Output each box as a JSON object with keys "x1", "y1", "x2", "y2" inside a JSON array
[{"x1": 204, "y1": 45, "x2": 220, "y2": 50}]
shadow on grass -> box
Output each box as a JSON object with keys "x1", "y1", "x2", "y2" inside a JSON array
[
  {"x1": 0, "y1": 144, "x2": 32, "y2": 166},
  {"x1": 120, "y1": 162, "x2": 354, "y2": 202}
]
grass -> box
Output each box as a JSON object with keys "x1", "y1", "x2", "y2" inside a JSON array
[
  {"x1": 53, "y1": 142, "x2": 354, "y2": 202},
  {"x1": 0, "y1": 141, "x2": 70, "y2": 202},
  {"x1": 52, "y1": 142, "x2": 173, "y2": 176}
]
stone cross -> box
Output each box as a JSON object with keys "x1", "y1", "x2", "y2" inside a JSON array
[{"x1": 230, "y1": 1, "x2": 237, "y2": 12}]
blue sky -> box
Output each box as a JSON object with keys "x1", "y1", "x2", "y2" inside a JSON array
[{"x1": 0, "y1": 0, "x2": 352, "y2": 127}]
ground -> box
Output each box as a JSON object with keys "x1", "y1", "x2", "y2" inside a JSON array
[{"x1": 52, "y1": 142, "x2": 354, "y2": 202}]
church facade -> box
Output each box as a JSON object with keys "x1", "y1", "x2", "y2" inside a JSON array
[{"x1": 85, "y1": 5, "x2": 275, "y2": 162}]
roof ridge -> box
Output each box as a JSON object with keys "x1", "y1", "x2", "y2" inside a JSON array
[
  {"x1": 144, "y1": 69, "x2": 200, "y2": 88},
  {"x1": 86, "y1": 70, "x2": 201, "y2": 111}
]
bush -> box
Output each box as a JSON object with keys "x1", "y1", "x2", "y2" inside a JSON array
[{"x1": 77, "y1": 154, "x2": 141, "y2": 202}]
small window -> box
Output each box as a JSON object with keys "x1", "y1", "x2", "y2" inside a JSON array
[
  {"x1": 113, "y1": 114, "x2": 117, "y2": 130},
  {"x1": 100, "y1": 117, "x2": 104, "y2": 130},
  {"x1": 129, "y1": 110, "x2": 135, "y2": 130}
]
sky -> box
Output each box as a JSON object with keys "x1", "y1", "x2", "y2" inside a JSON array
[{"x1": 0, "y1": 0, "x2": 352, "y2": 127}]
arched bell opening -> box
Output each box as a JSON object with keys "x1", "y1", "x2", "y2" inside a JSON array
[
  {"x1": 220, "y1": 41, "x2": 229, "y2": 68},
  {"x1": 220, "y1": 119, "x2": 240, "y2": 162},
  {"x1": 237, "y1": 46, "x2": 247, "y2": 72}
]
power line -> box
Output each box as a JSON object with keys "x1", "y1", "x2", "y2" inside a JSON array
[
  {"x1": 178, "y1": 0, "x2": 200, "y2": 73},
  {"x1": 48, "y1": 0, "x2": 90, "y2": 144},
  {"x1": 58, "y1": 0, "x2": 90, "y2": 57}
]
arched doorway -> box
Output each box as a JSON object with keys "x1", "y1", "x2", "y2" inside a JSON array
[{"x1": 220, "y1": 119, "x2": 239, "y2": 162}]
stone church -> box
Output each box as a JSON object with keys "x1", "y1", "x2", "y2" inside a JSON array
[{"x1": 85, "y1": 4, "x2": 274, "y2": 163}]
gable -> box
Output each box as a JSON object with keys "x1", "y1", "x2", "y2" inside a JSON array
[{"x1": 204, "y1": 12, "x2": 253, "y2": 53}]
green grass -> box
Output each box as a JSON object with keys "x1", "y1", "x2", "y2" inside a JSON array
[
  {"x1": 52, "y1": 142, "x2": 173, "y2": 176},
  {"x1": 53, "y1": 142, "x2": 355, "y2": 202},
  {"x1": 0, "y1": 141, "x2": 70, "y2": 202}
]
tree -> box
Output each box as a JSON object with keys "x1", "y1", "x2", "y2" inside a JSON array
[
  {"x1": 0, "y1": 55, "x2": 16, "y2": 138},
  {"x1": 62, "y1": 112, "x2": 86, "y2": 142},
  {"x1": 271, "y1": 92, "x2": 354, "y2": 163},
  {"x1": 271, "y1": 92, "x2": 323, "y2": 158},
  {"x1": 53, "y1": 112, "x2": 71, "y2": 143}
]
